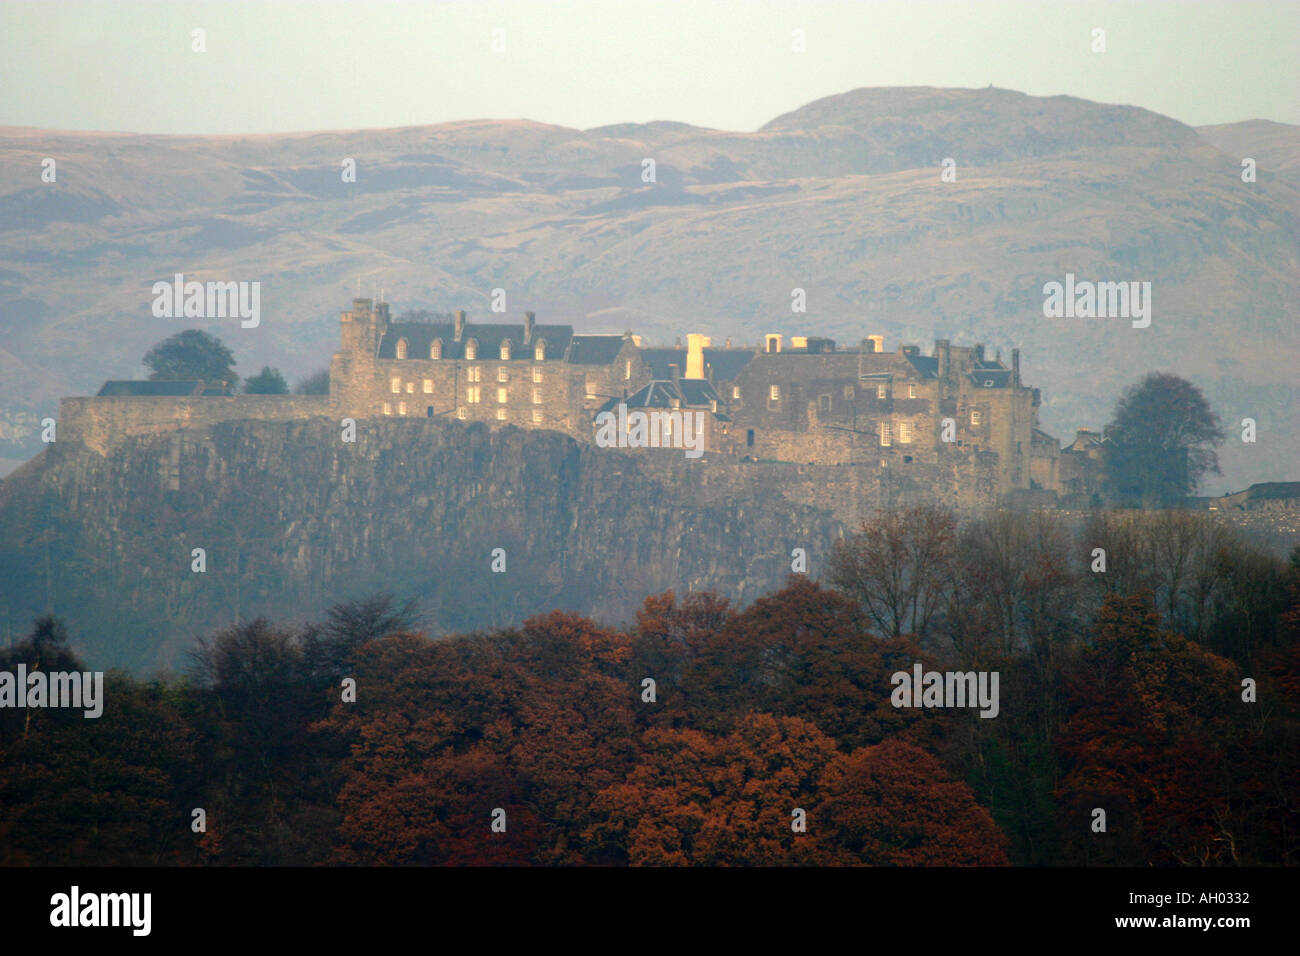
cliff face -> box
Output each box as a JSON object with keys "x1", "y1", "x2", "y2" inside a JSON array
[{"x1": 0, "y1": 417, "x2": 973, "y2": 671}]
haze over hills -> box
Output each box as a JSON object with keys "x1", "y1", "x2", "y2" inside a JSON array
[{"x1": 1, "y1": 86, "x2": 1297, "y2": 492}]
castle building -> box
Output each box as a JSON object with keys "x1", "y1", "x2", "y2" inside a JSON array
[{"x1": 61, "y1": 296, "x2": 1093, "y2": 503}]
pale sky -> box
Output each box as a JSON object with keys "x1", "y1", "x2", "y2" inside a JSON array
[{"x1": 1, "y1": 0, "x2": 1296, "y2": 134}]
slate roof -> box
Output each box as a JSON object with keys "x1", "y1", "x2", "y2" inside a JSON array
[
  {"x1": 377, "y1": 322, "x2": 576, "y2": 361},
  {"x1": 97, "y1": 380, "x2": 233, "y2": 397},
  {"x1": 904, "y1": 353, "x2": 940, "y2": 379},
  {"x1": 595, "y1": 379, "x2": 729, "y2": 420},
  {"x1": 566, "y1": 335, "x2": 626, "y2": 364},
  {"x1": 968, "y1": 368, "x2": 1012, "y2": 389},
  {"x1": 640, "y1": 347, "x2": 756, "y2": 381}
]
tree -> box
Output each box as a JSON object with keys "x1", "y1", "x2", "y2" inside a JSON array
[
  {"x1": 142, "y1": 329, "x2": 237, "y2": 384},
  {"x1": 1105, "y1": 373, "x2": 1225, "y2": 507},
  {"x1": 294, "y1": 369, "x2": 330, "y2": 395},
  {"x1": 828, "y1": 505, "x2": 955, "y2": 640},
  {"x1": 243, "y1": 366, "x2": 288, "y2": 395}
]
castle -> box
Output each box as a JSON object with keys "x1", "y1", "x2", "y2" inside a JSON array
[{"x1": 57, "y1": 297, "x2": 1105, "y2": 507}]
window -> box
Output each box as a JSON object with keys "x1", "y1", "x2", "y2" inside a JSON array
[
  {"x1": 532, "y1": 409, "x2": 543, "y2": 423},
  {"x1": 532, "y1": 367, "x2": 543, "y2": 384},
  {"x1": 430, "y1": 339, "x2": 442, "y2": 360},
  {"x1": 898, "y1": 422, "x2": 913, "y2": 443},
  {"x1": 500, "y1": 340, "x2": 511, "y2": 361},
  {"x1": 818, "y1": 394, "x2": 831, "y2": 413},
  {"x1": 406, "y1": 382, "x2": 414, "y2": 394},
  {"x1": 398, "y1": 401, "x2": 407, "y2": 416},
  {"x1": 971, "y1": 409, "x2": 982, "y2": 426},
  {"x1": 457, "y1": 407, "x2": 467, "y2": 420},
  {"x1": 534, "y1": 342, "x2": 545, "y2": 361},
  {"x1": 625, "y1": 359, "x2": 632, "y2": 380},
  {"x1": 496, "y1": 408, "x2": 507, "y2": 421},
  {"x1": 746, "y1": 429, "x2": 755, "y2": 448},
  {"x1": 382, "y1": 402, "x2": 392, "y2": 416},
  {"x1": 395, "y1": 338, "x2": 408, "y2": 359},
  {"x1": 732, "y1": 386, "x2": 741, "y2": 400},
  {"x1": 390, "y1": 377, "x2": 401, "y2": 394},
  {"x1": 465, "y1": 339, "x2": 477, "y2": 360},
  {"x1": 880, "y1": 422, "x2": 892, "y2": 446},
  {"x1": 586, "y1": 378, "x2": 597, "y2": 399},
  {"x1": 908, "y1": 384, "x2": 917, "y2": 398},
  {"x1": 497, "y1": 387, "x2": 508, "y2": 404},
  {"x1": 843, "y1": 385, "x2": 854, "y2": 400},
  {"x1": 423, "y1": 379, "x2": 433, "y2": 394},
  {"x1": 467, "y1": 366, "x2": 481, "y2": 383},
  {"x1": 532, "y1": 388, "x2": 542, "y2": 405},
  {"x1": 467, "y1": 386, "x2": 481, "y2": 404},
  {"x1": 497, "y1": 367, "x2": 509, "y2": 383},
  {"x1": 426, "y1": 406, "x2": 434, "y2": 417},
  {"x1": 769, "y1": 385, "x2": 780, "y2": 401},
  {"x1": 876, "y1": 384, "x2": 887, "y2": 400}
]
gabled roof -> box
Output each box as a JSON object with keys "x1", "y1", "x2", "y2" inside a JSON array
[
  {"x1": 640, "y1": 347, "x2": 757, "y2": 381},
  {"x1": 595, "y1": 378, "x2": 726, "y2": 417},
  {"x1": 377, "y1": 322, "x2": 576, "y2": 361},
  {"x1": 905, "y1": 353, "x2": 940, "y2": 379},
  {"x1": 97, "y1": 380, "x2": 232, "y2": 397}
]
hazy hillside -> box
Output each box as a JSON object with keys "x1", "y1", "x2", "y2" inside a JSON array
[{"x1": 1, "y1": 87, "x2": 1297, "y2": 491}]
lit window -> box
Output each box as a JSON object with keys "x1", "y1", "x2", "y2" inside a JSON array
[
  {"x1": 880, "y1": 422, "x2": 892, "y2": 446},
  {"x1": 496, "y1": 408, "x2": 507, "y2": 421},
  {"x1": 390, "y1": 377, "x2": 401, "y2": 394},
  {"x1": 971, "y1": 409, "x2": 982, "y2": 426},
  {"x1": 382, "y1": 402, "x2": 392, "y2": 416},
  {"x1": 500, "y1": 341, "x2": 511, "y2": 361},
  {"x1": 398, "y1": 401, "x2": 407, "y2": 416},
  {"x1": 467, "y1": 367, "x2": 481, "y2": 383},
  {"x1": 532, "y1": 388, "x2": 542, "y2": 405},
  {"x1": 876, "y1": 384, "x2": 887, "y2": 400},
  {"x1": 769, "y1": 385, "x2": 780, "y2": 401},
  {"x1": 406, "y1": 382, "x2": 414, "y2": 394},
  {"x1": 732, "y1": 386, "x2": 740, "y2": 399},
  {"x1": 532, "y1": 367, "x2": 543, "y2": 384},
  {"x1": 908, "y1": 384, "x2": 917, "y2": 398},
  {"x1": 395, "y1": 338, "x2": 408, "y2": 359},
  {"x1": 423, "y1": 379, "x2": 433, "y2": 394},
  {"x1": 430, "y1": 340, "x2": 442, "y2": 360},
  {"x1": 465, "y1": 339, "x2": 477, "y2": 360},
  {"x1": 898, "y1": 422, "x2": 913, "y2": 443},
  {"x1": 532, "y1": 409, "x2": 543, "y2": 423},
  {"x1": 467, "y1": 386, "x2": 481, "y2": 404},
  {"x1": 498, "y1": 367, "x2": 509, "y2": 383},
  {"x1": 534, "y1": 342, "x2": 545, "y2": 361},
  {"x1": 497, "y1": 387, "x2": 508, "y2": 404},
  {"x1": 625, "y1": 360, "x2": 632, "y2": 380},
  {"x1": 586, "y1": 379, "x2": 597, "y2": 399},
  {"x1": 457, "y1": 407, "x2": 467, "y2": 420}
]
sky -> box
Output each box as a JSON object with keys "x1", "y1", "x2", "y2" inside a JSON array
[{"x1": 0, "y1": 0, "x2": 1296, "y2": 135}]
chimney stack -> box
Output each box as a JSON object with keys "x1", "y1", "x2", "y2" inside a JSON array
[
  {"x1": 764, "y1": 333, "x2": 783, "y2": 353},
  {"x1": 686, "y1": 333, "x2": 706, "y2": 378},
  {"x1": 669, "y1": 362, "x2": 681, "y2": 385},
  {"x1": 524, "y1": 311, "x2": 535, "y2": 345},
  {"x1": 454, "y1": 310, "x2": 466, "y2": 342},
  {"x1": 936, "y1": 338, "x2": 951, "y2": 378},
  {"x1": 866, "y1": 334, "x2": 884, "y2": 354},
  {"x1": 1012, "y1": 348, "x2": 1021, "y2": 386}
]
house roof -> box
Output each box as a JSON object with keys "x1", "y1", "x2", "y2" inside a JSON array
[
  {"x1": 377, "y1": 322, "x2": 576, "y2": 361},
  {"x1": 968, "y1": 368, "x2": 1012, "y2": 389},
  {"x1": 640, "y1": 347, "x2": 756, "y2": 381},
  {"x1": 566, "y1": 335, "x2": 626, "y2": 364},
  {"x1": 595, "y1": 378, "x2": 726, "y2": 417},
  {"x1": 904, "y1": 353, "x2": 940, "y2": 379}
]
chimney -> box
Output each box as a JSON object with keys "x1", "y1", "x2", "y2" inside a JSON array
[
  {"x1": 936, "y1": 338, "x2": 951, "y2": 378},
  {"x1": 867, "y1": 334, "x2": 884, "y2": 354},
  {"x1": 764, "y1": 333, "x2": 783, "y2": 353},
  {"x1": 454, "y1": 310, "x2": 466, "y2": 342},
  {"x1": 973, "y1": 344, "x2": 985, "y2": 364},
  {"x1": 669, "y1": 362, "x2": 681, "y2": 385},
  {"x1": 524, "y1": 311, "x2": 535, "y2": 345},
  {"x1": 725, "y1": 337, "x2": 733, "y2": 348},
  {"x1": 686, "y1": 333, "x2": 706, "y2": 378},
  {"x1": 1011, "y1": 348, "x2": 1021, "y2": 386},
  {"x1": 631, "y1": 334, "x2": 642, "y2": 347}
]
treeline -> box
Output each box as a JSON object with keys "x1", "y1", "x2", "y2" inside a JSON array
[{"x1": 0, "y1": 509, "x2": 1296, "y2": 866}]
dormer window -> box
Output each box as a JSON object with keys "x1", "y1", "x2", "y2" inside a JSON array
[
  {"x1": 465, "y1": 339, "x2": 477, "y2": 360},
  {"x1": 500, "y1": 340, "x2": 512, "y2": 361},
  {"x1": 430, "y1": 339, "x2": 443, "y2": 360},
  {"x1": 534, "y1": 340, "x2": 546, "y2": 361},
  {"x1": 395, "y1": 338, "x2": 408, "y2": 359}
]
